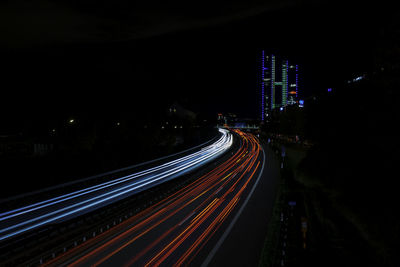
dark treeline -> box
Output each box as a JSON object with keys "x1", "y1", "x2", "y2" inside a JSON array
[{"x1": 0, "y1": 105, "x2": 217, "y2": 198}]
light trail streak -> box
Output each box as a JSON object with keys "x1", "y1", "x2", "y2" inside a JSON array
[
  {"x1": 43, "y1": 140, "x2": 247, "y2": 266},
  {"x1": 0, "y1": 129, "x2": 232, "y2": 242},
  {"x1": 43, "y1": 130, "x2": 263, "y2": 267},
  {"x1": 1, "y1": 130, "x2": 230, "y2": 221}
]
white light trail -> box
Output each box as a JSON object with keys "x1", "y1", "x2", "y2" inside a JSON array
[{"x1": 0, "y1": 129, "x2": 232, "y2": 241}]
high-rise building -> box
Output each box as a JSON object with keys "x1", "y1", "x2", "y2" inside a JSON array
[
  {"x1": 287, "y1": 64, "x2": 299, "y2": 106},
  {"x1": 260, "y1": 51, "x2": 299, "y2": 120}
]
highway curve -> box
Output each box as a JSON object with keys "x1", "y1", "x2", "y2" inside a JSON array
[{"x1": 43, "y1": 129, "x2": 265, "y2": 266}]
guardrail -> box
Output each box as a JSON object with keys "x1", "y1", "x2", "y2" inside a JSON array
[
  {"x1": 0, "y1": 129, "x2": 232, "y2": 243},
  {"x1": 0, "y1": 131, "x2": 221, "y2": 207},
  {"x1": 0, "y1": 129, "x2": 237, "y2": 267}
]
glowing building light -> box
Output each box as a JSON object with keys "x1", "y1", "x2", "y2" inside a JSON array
[
  {"x1": 261, "y1": 50, "x2": 265, "y2": 120},
  {"x1": 261, "y1": 53, "x2": 299, "y2": 111},
  {"x1": 282, "y1": 60, "x2": 288, "y2": 106},
  {"x1": 271, "y1": 55, "x2": 275, "y2": 110}
]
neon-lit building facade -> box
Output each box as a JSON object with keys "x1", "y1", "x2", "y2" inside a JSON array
[
  {"x1": 282, "y1": 60, "x2": 288, "y2": 106},
  {"x1": 261, "y1": 51, "x2": 299, "y2": 120},
  {"x1": 261, "y1": 50, "x2": 265, "y2": 120},
  {"x1": 287, "y1": 64, "x2": 299, "y2": 105}
]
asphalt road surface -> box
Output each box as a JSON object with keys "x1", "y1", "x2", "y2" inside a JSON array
[
  {"x1": 42, "y1": 130, "x2": 280, "y2": 266},
  {"x1": 0, "y1": 129, "x2": 232, "y2": 243}
]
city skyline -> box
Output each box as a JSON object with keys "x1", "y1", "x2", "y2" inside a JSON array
[{"x1": 261, "y1": 52, "x2": 299, "y2": 121}]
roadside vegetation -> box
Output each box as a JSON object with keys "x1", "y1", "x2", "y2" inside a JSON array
[{"x1": 259, "y1": 62, "x2": 399, "y2": 266}]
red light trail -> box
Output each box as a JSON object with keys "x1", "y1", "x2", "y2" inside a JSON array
[{"x1": 45, "y1": 130, "x2": 263, "y2": 266}]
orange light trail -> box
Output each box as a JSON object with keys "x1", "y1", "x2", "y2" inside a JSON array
[{"x1": 45, "y1": 130, "x2": 263, "y2": 267}]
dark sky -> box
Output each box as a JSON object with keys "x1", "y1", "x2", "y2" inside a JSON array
[{"x1": 1, "y1": 0, "x2": 397, "y2": 130}]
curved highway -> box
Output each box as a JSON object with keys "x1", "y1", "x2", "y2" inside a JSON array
[
  {"x1": 43, "y1": 129, "x2": 263, "y2": 266},
  {"x1": 0, "y1": 129, "x2": 232, "y2": 242}
]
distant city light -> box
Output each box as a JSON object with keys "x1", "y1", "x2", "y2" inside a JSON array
[
  {"x1": 327, "y1": 88, "x2": 332, "y2": 92},
  {"x1": 280, "y1": 107, "x2": 284, "y2": 111},
  {"x1": 69, "y1": 119, "x2": 75, "y2": 124},
  {"x1": 271, "y1": 55, "x2": 275, "y2": 110},
  {"x1": 348, "y1": 75, "x2": 364, "y2": 83},
  {"x1": 261, "y1": 53, "x2": 299, "y2": 116},
  {"x1": 261, "y1": 50, "x2": 265, "y2": 121},
  {"x1": 299, "y1": 100, "x2": 304, "y2": 107}
]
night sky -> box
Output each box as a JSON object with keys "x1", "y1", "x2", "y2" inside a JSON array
[{"x1": 1, "y1": 1, "x2": 397, "y2": 132}]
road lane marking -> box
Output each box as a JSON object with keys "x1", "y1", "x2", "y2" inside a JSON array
[
  {"x1": 179, "y1": 212, "x2": 196, "y2": 226},
  {"x1": 214, "y1": 186, "x2": 223, "y2": 195},
  {"x1": 201, "y1": 147, "x2": 266, "y2": 267}
]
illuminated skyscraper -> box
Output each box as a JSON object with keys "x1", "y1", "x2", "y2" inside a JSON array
[
  {"x1": 261, "y1": 51, "x2": 299, "y2": 120},
  {"x1": 287, "y1": 64, "x2": 299, "y2": 105},
  {"x1": 282, "y1": 60, "x2": 288, "y2": 107}
]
